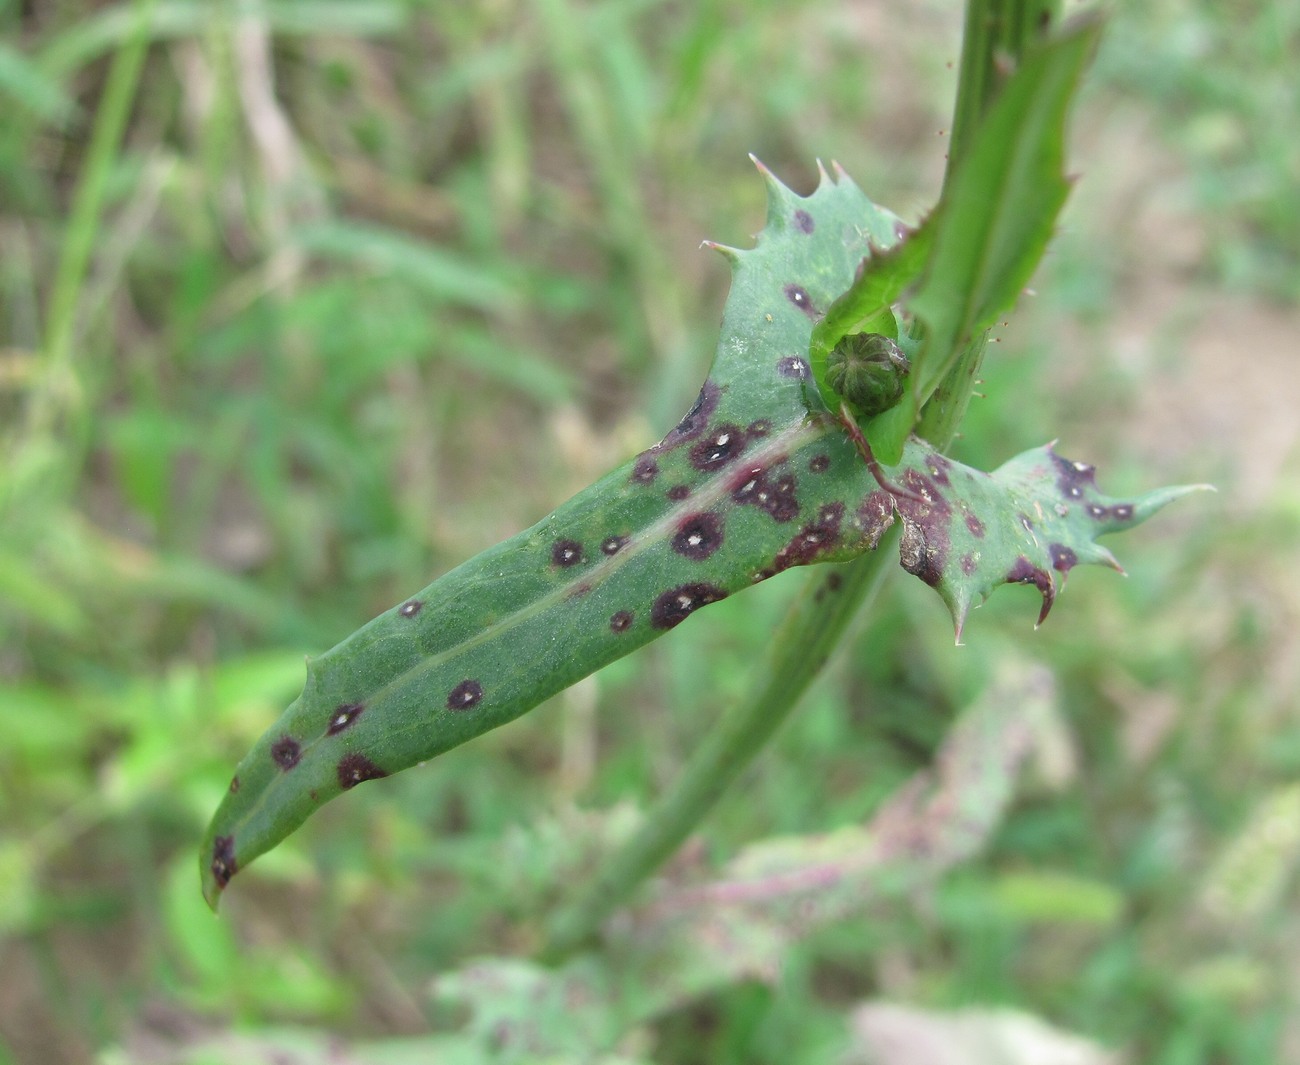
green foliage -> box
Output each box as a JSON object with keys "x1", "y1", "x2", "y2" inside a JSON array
[
  {"x1": 868, "y1": 18, "x2": 1100, "y2": 464},
  {"x1": 201, "y1": 154, "x2": 1199, "y2": 906},
  {"x1": 0, "y1": 1, "x2": 1291, "y2": 1063}
]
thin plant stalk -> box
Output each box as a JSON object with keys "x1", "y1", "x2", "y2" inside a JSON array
[
  {"x1": 14, "y1": 0, "x2": 157, "y2": 502},
  {"x1": 539, "y1": 0, "x2": 1062, "y2": 963}
]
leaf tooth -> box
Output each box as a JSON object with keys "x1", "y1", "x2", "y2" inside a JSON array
[
  {"x1": 1089, "y1": 543, "x2": 1126, "y2": 575},
  {"x1": 951, "y1": 591, "x2": 973, "y2": 646},
  {"x1": 1033, "y1": 574, "x2": 1058, "y2": 628},
  {"x1": 749, "y1": 154, "x2": 800, "y2": 224},
  {"x1": 700, "y1": 239, "x2": 742, "y2": 263}
]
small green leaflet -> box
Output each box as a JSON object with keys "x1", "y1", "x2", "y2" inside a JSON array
[{"x1": 865, "y1": 18, "x2": 1103, "y2": 464}]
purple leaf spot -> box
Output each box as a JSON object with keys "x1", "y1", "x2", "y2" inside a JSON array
[
  {"x1": 927, "y1": 455, "x2": 952, "y2": 486},
  {"x1": 732, "y1": 464, "x2": 800, "y2": 522},
  {"x1": 1049, "y1": 544, "x2": 1078, "y2": 573},
  {"x1": 328, "y1": 702, "x2": 365, "y2": 735},
  {"x1": 447, "y1": 679, "x2": 484, "y2": 711},
  {"x1": 601, "y1": 535, "x2": 628, "y2": 556},
  {"x1": 747, "y1": 419, "x2": 772, "y2": 437},
  {"x1": 658, "y1": 380, "x2": 721, "y2": 450},
  {"x1": 667, "y1": 484, "x2": 691, "y2": 501},
  {"x1": 773, "y1": 502, "x2": 844, "y2": 572},
  {"x1": 793, "y1": 209, "x2": 815, "y2": 233},
  {"x1": 610, "y1": 610, "x2": 634, "y2": 633},
  {"x1": 552, "y1": 539, "x2": 584, "y2": 567},
  {"x1": 651, "y1": 583, "x2": 728, "y2": 630},
  {"x1": 229, "y1": 776, "x2": 240, "y2": 794},
  {"x1": 672, "y1": 512, "x2": 725, "y2": 560},
  {"x1": 1052, "y1": 451, "x2": 1098, "y2": 500},
  {"x1": 776, "y1": 355, "x2": 810, "y2": 379},
  {"x1": 809, "y1": 454, "x2": 830, "y2": 473},
  {"x1": 211, "y1": 836, "x2": 237, "y2": 889},
  {"x1": 965, "y1": 513, "x2": 986, "y2": 538},
  {"x1": 631, "y1": 455, "x2": 660, "y2": 484},
  {"x1": 689, "y1": 423, "x2": 746, "y2": 471},
  {"x1": 337, "y1": 753, "x2": 387, "y2": 790},
  {"x1": 271, "y1": 735, "x2": 301, "y2": 770},
  {"x1": 784, "y1": 284, "x2": 819, "y2": 319},
  {"x1": 398, "y1": 599, "x2": 423, "y2": 618}
]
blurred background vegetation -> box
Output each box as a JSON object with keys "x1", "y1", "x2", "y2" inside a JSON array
[{"x1": 1, "y1": 0, "x2": 1297, "y2": 1062}]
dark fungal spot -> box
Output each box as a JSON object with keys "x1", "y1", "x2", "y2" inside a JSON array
[
  {"x1": 601, "y1": 535, "x2": 628, "y2": 556},
  {"x1": 784, "y1": 283, "x2": 819, "y2": 319},
  {"x1": 310, "y1": 789, "x2": 319, "y2": 802},
  {"x1": 1087, "y1": 503, "x2": 1108, "y2": 519},
  {"x1": 689, "y1": 423, "x2": 746, "y2": 471},
  {"x1": 271, "y1": 735, "x2": 301, "y2": 770},
  {"x1": 1049, "y1": 543, "x2": 1078, "y2": 574},
  {"x1": 965, "y1": 513, "x2": 986, "y2": 538},
  {"x1": 337, "y1": 753, "x2": 387, "y2": 790},
  {"x1": 895, "y1": 472, "x2": 953, "y2": 589},
  {"x1": 667, "y1": 484, "x2": 691, "y2": 501},
  {"x1": 659, "y1": 380, "x2": 721, "y2": 450},
  {"x1": 1112, "y1": 503, "x2": 1134, "y2": 521},
  {"x1": 809, "y1": 454, "x2": 830, "y2": 473},
  {"x1": 447, "y1": 679, "x2": 484, "y2": 711},
  {"x1": 773, "y1": 502, "x2": 844, "y2": 573},
  {"x1": 747, "y1": 419, "x2": 772, "y2": 437},
  {"x1": 552, "y1": 539, "x2": 584, "y2": 567},
  {"x1": 672, "y1": 512, "x2": 724, "y2": 561},
  {"x1": 211, "y1": 836, "x2": 237, "y2": 889},
  {"x1": 927, "y1": 455, "x2": 952, "y2": 486},
  {"x1": 631, "y1": 455, "x2": 660, "y2": 484},
  {"x1": 900, "y1": 520, "x2": 946, "y2": 587},
  {"x1": 651, "y1": 583, "x2": 728, "y2": 630},
  {"x1": 776, "y1": 355, "x2": 810, "y2": 379},
  {"x1": 731, "y1": 464, "x2": 800, "y2": 522},
  {"x1": 1006, "y1": 556, "x2": 1057, "y2": 624},
  {"x1": 609, "y1": 610, "x2": 634, "y2": 633},
  {"x1": 229, "y1": 776, "x2": 240, "y2": 794},
  {"x1": 856, "y1": 490, "x2": 896, "y2": 550},
  {"x1": 793, "y1": 209, "x2": 815, "y2": 234},
  {"x1": 328, "y1": 702, "x2": 364, "y2": 735},
  {"x1": 398, "y1": 599, "x2": 423, "y2": 618},
  {"x1": 1052, "y1": 451, "x2": 1098, "y2": 500}
]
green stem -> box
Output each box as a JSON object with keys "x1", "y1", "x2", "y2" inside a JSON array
[
  {"x1": 945, "y1": 0, "x2": 1060, "y2": 195},
  {"x1": 540, "y1": 532, "x2": 897, "y2": 962},
  {"x1": 538, "y1": 0, "x2": 1062, "y2": 964}
]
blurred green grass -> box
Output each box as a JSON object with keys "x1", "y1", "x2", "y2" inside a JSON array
[{"x1": 1, "y1": 1, "x2": 1298, "y2": 1063}]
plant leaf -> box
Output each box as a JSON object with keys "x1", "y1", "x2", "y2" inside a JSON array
[
  {"x1": 201, "y1": 160, "x2": 1199, "y2": 907},
  {"x1": 868, "y1": 17, "x2": 1102, "y2": 464}
]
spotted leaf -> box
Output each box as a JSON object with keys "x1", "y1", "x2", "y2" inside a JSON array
[{"x1": 201, "y1": 160, "x2": 1201, "y2": 908}]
